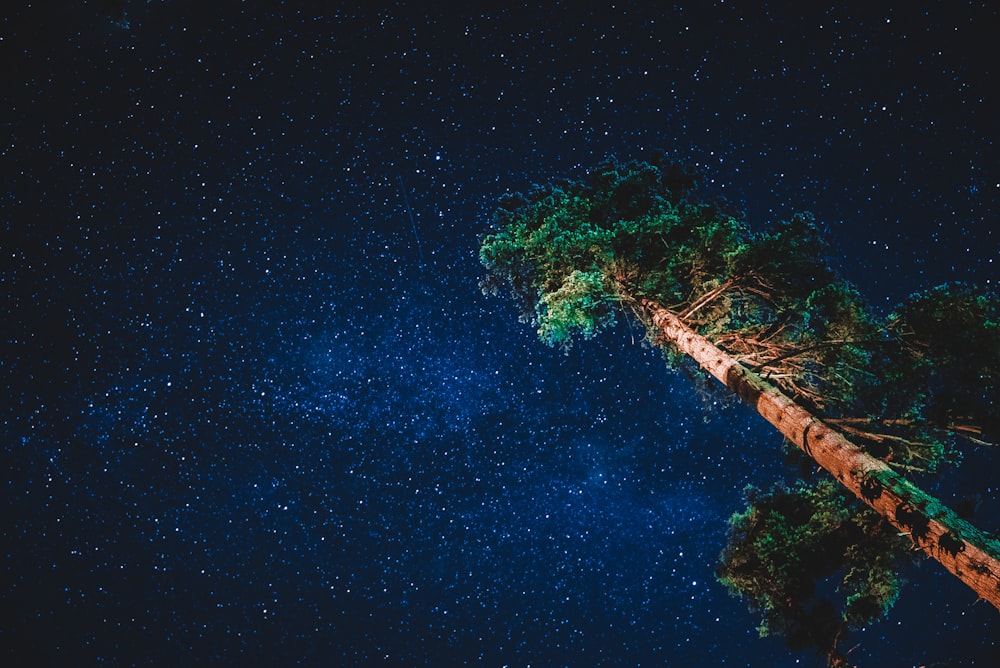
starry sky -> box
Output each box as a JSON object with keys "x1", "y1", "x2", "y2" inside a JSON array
[{"x1": 2, "y1": 1, "x2": 999, "y2": 666}]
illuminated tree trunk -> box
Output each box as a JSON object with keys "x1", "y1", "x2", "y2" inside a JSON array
[{"x1": 641, "y1": 297, "x2": 1000, "y2": 610}]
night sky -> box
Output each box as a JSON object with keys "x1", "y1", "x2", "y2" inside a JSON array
[{"x1": 3, "y1": 2, "x2": 999, "y2": 666}]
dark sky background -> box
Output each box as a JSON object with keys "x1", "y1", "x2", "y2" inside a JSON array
[{"x1": 2, "y1": 1, "x2": 999, "y2": 666}]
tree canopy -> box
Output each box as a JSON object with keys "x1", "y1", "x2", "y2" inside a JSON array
[{"x1": 479, "y1": 156, "x2": 1000, "y2": 665}]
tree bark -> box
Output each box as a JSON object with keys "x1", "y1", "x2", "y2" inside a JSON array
[{"x1": 641, "y1": 298, "x2": 1000, "y2": 611}]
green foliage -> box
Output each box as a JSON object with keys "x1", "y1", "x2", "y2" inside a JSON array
[
  {"x1": 480, "y1": 156, "x2": 748, "y2": 350},
  {"x1": 828, "y1": 282, "x2": 1000, "y2": 469},
  {"x1": 535, "y1": 270, "x2": 616, "y2": 350},
  {"x1": 727, "y1": 213, "x2": 837, "y2": 300},
  {"x1": 892, "y1": 283, "x2": 1000, "y2": 438},
  {"x1": 794, "y1": 282, "x2": 881, "y2": 414},
  {"x1": 802, "y1": 282, "x2": 874, "y2": 343},
  {"x1": 717, "y1": 480, "x2": 910, "y2": 662}
]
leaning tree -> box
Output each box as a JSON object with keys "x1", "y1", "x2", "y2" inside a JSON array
[{"x1": 479, "y1": 156, "x2": 1000, "y2": 666}]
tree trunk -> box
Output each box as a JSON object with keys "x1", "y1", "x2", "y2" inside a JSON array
[{"x1": 641, "y1": 298, "x2": 1000, "y2": 611}]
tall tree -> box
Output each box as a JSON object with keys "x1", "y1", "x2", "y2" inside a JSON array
[{"x1": 479, "y1": 157, "x2": 1000, "y2": 665}]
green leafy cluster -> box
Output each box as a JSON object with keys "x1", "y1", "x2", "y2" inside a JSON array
[
  {"x1": 717, "y1": 480, "x2": 909, "y2": 661},
  {"x1": 535, "y1": 269, "x2": 616, "y2": 348},
  {"x1": 874, "y1": 284, "x2": 1000, "y2": 437},
  {"x1": 479, "y1": 157, "x2": 745, "y2": 350}
]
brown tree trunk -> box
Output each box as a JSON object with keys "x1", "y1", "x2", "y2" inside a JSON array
[{"x1": 641, "y1": 298, "x2": 1000, "y2": 611}]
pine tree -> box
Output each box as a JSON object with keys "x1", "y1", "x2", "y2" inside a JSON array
[{"x1": 479, "y1": 156, "x2": 1000, "y2": 665}]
